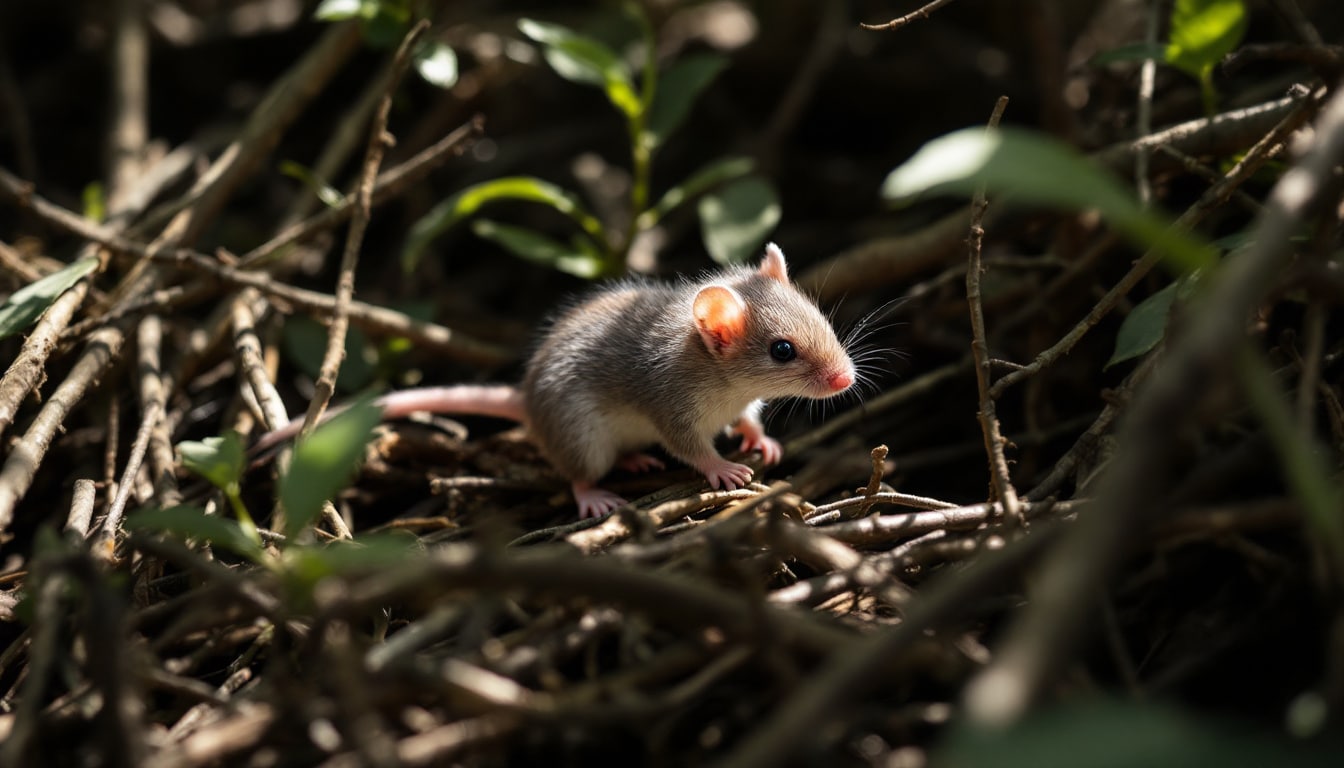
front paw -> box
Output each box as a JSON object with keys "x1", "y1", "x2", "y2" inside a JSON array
[
  {"x1": 694, "y1": 457, "x2": 755, "y2": 490},
  {"x1": 739, "y1": 434, "x2": 783, "y2": 465},
  {"x1": 572, "y1": 482, "x2": 628, "y2": 518}
]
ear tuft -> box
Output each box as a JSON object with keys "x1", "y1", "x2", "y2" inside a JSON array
[
  {"x1": 693, "y1": 285, "x2": 748, "y2": 355},
  {"x1": 759, "y1": 243, "x2": 789, "y2": 283}
]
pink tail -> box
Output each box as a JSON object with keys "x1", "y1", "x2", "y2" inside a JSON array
[
  {"x1": 373, "y1": 385, "x2": 526, "y2": 422},
  {"x1": 250, "y1": 385, "x2": 525, "y2": 455}
]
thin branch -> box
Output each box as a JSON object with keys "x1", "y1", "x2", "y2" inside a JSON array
[
  {"x1": 230, "y1": 294, "x2": 290, "y2": 431},
  {"x1": 0, "y1": 169, "x2": 514, "y2": 367},
  {"x1": 0, "y1": 326, "x2": 125, "y2": 537},
  {"x1": 95, "y1": 315, "x2": 167, "y2": 560},
  {"x1": 860, "y1": 0, "x2": 960, "y2": 31},
  {"x1": 299, "y1": 21, "x2": 429, "y2": 442},
  {"x1": 966, "y1": 96, "x2": 1021, "y2": 526}
]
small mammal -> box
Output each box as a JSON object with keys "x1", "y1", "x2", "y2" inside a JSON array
[{"x1": 256, "y1": 243, "x2": 855, "y2": 518}]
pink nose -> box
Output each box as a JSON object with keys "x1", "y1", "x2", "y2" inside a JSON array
[{"x1": 828, "y1": 370, "x2": 854, "y2": 392}]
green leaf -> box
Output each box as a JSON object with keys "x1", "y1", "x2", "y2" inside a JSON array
[
  {"x1": 415, "y1": 42, "x2": 458, "y2": 89},
  {"x1": 127, "y1": 505, "x2": 267, "y2": 563},
  {"x1": 1106, "y1": 280, "x2": 1179, "y2": 369},
  {"x1": 0, "y1": 257, "x2": 98, "y2": 341},
  {"x1": 471, "y1": 219, "x2": 608, "y2": 278},
  {"x1": 313, "y1": 0, "x2": 365, "y2": 21},
  {"x1": 279, "y1": 396, "x2": 383, "y2": 540},
  {"x1": 698, "y1": 175, "x2": 781, "y2": 266},
  {"x1": 881, "y1": 127, "x2": 1215, "y2": 272},
  {"x1": 82, "y1": 182, "x2": 106, "y2": 223},
  {"x1": 517, "y1": 18, "x2": 641, "y2": 119},
  {"x1": 1166, "y1": 0, "x2": 1247, "y2": 81},
  {"x1": 644, "y1": 156, "x2": 755, "y2": 226},
  {"x1": 647, "y1": 53, "x2": 727, "y2": 148},
  {"x1": 402, "y1": 176, "x2": 606, "y2": 272},
  {"x1": 937, "y1": 698, "x2": 1333, "y2": 768},
  {"x1": 177, "y1": 432, "x2": 246, "y2": 493},
  {"x1": 279, "y1": 160, "x2": 344, "y2": 209},
  {"x1": 281, "y1": 316, "x2": 376, "y2": 394}
]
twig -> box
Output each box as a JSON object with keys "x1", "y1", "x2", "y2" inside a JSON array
[
  {"x1": 0, "y1": 272, "x2": 95, "y2": 438},
  {"x1": 764, "y1": 518, "x2": 914, "y2": 608},
  {"x1": 809, "y1": 490, "x2": 958, "y2": 518},
  {"x1": 860, "y1": 0, "x2": 960, "y2": 31},
  {"x1": 966, "y1": 96, "x2": 1021, "y2": 526},
  {"x1": 0, "y1": 326, "x2": 125, "y2": 537},
  {"x1": 856, "y1": 445, "x2": 888, "y2": 517},
  {"x1": 66, "y1": 478, "x2": 97, "y2": 539},
  {"x1": 817, "y1": 499, "x2": 1079, "y2": 548},
  {"x1": 94, "y1": 315, "x2": 167, "y2": 559},
  {"x1": 143, "y1": 702, "x2": 275, "y2": 768},
  {"x1": 963, "y1": 78, "x2": 1344, "y2": 728},
  {"x1": 299, "y1": 21, "x2": 428, "y2": 442},
  {"x1": 710, "y1": 520, "x2": 1064, "y2": 768},
  {"x1": 0, "y1": 171, "x2": 514, "y2": 367},
  {"x1": 988, "y1": 87, "x2": 1324, "y2": 399},
  {"x1": 230, "y1": 295, "x2": 289, "y2": 431},
  {"x1": 330, "y1": 543, "x2": 855, "y2": 655}
]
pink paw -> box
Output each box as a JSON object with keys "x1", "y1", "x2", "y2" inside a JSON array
[
  {"x1": 739, "y1": 434, "x2": 783, "y2": 465},
  {"x1": 616, "y1": 452, "x2": 665, "y2": 473},
  {"x1": 573, "y1": 482, "x2": 628, "y2": 519},
  {"x1": 694, "y1": 457, "x2": 755, "y2": 491}
]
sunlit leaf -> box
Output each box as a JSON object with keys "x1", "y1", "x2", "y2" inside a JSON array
[
  {"x1": 402, "y1": 176, "x2": 605, "y2": 272},
  {"x1": 177, "y1": 432, "x2": 247, "y2": 492},
  {"x1": 279, "y1": 396, "x2": 383, "y2": 540},
  {"x1": 0, "y1": 257, "x2": 98, "y2": 341},
  {"x1": 648, "y1": 53, "x2": 727, "y2": 147},
  {"x1": 517, "y1": 18, "x2": 641, "y2": 119},
  {"x1": 470, "y1": 219, "x2": 608, "y2": 278},
  {"x1": 313, "y1": 0, "x2": 364, "y2": 21},
  {"x1": 127, "y1": 505, "x2": 267, "y2": 563},
  {"x1": 1167, "y1": 0, "x2": 1247, "y2": 113},
  {"x1": 1166, "y1": 0, "x2": 1246, "y2": 81},
  {"x1": 881, "y1": 127, "x2": 1215, "y2": 272},
  {"x1": 415, "y1": 42, "x2": 458, "y2": 89},
  {"x1": 699, "y1": 175, "x2": 781, "y2": 266}
]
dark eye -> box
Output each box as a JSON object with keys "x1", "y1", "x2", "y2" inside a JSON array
[{"x1": 769, "y1": 339, "x2": 796, "y2": 362}]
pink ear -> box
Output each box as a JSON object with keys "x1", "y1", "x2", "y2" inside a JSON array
[
  {"x1": 759, "y1": 242, "x2": 789, "y2": 283},
  {"x1": 693, "y1": 285, "x2": 748, "y2": 354}
]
